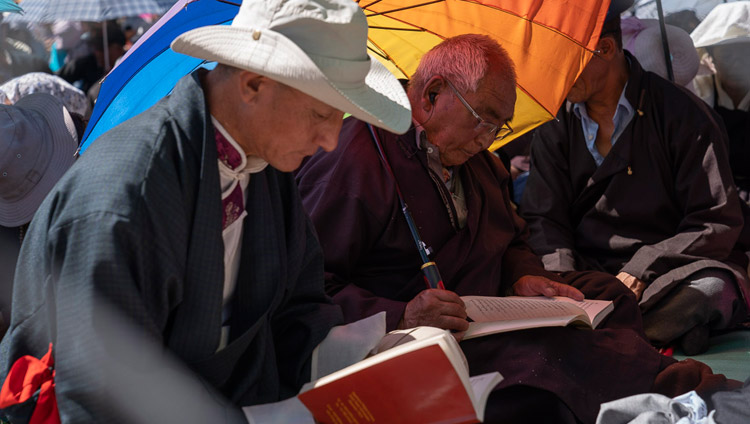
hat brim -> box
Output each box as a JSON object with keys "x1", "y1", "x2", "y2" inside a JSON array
[
  {"x1": 0, "y1": 94, "x2": 78, "y2": 227},
  {"x1": 171, "y1": 25, "x2": 411, "y2": 134}
]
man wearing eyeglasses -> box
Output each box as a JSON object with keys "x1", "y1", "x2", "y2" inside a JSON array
[{"x1": 295, "y1": 34, "x2": 737, "y2": 424}]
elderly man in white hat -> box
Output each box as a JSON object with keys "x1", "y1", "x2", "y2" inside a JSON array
[
  {"x1": 0, "y1": 0, "x2": 410, "y2": 421},
  {"x1": 691, "y1": 1, "x2": 750, "y2": 199}
]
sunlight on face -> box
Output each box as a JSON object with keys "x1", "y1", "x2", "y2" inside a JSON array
[
  {"x1": 430, "y1": 75, "x2": 515, "y2": 167},
  {"x1": 250, "y1": 83, "x2": 344, "y2": 172}
]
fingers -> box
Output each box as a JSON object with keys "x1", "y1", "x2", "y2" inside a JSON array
[
  {"x1": 403, "y1": 289, "x2": 468, "y2": 330},
  {"x1": 513, "y1": 275, "x2": 584, "y2": 300},
  {"x1": 552, "y1": 283, "x2": 584, "y2": 301},
  {"x1": 424, "y1": 288, "x2": 466, "y2": 309}
]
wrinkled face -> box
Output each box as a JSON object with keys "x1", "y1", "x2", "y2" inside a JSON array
[
  {"x1": 427, "y1": 73, "x2": 515, "y2": 167},
  {"x1": 241, "y1": 81, "x2": 344, "y2": 172}
]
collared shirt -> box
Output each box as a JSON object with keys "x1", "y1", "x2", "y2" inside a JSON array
[
  {"x1": 212, "y1": 116, "x2": 268, "y2": 351},
  {"x1": 572, "y1": 83, "x2": 634, "y2": 167},
  {"x1": 414, "y1": 120, "x2": 468, "y2": 229}
]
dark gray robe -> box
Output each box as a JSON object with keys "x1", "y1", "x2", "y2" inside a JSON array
[
  {"x1": 522, "y1": 52, "x2": 750, "y2": 313},
  {"x1": 0, "y1": 72, "x2": 342, "y2": 423}
]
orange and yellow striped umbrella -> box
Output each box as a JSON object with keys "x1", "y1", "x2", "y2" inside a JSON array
[{"x1": 361, "y1": 0, "x2": 610, "y2": 150}]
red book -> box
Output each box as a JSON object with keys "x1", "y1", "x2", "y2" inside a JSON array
[{"x1": 298, "y1": 327, "x2": 502, "y2": 424}]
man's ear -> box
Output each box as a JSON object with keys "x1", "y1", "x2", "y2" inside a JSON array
[
  {"x1": 420, "y1": 76, "x2": 445, "y2": 112},
  {"x1": 597, "y1": 37, "x2": 618, "y2": 60},
  {"x1": 237, "y1": 70, "x2": 264, "y2": 104}
]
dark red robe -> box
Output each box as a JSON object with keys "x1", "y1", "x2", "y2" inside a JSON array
[{"x1": 297, "y1": 118, "x2": 737, "y2": 423}]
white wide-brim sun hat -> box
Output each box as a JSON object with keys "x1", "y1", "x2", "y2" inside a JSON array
[
  {"x1": 171, "y1": 0, "x2": 411, "y2": 135},
  {"x1": 0, "y1": 93, "x2": 78, "y2": 227},
  {"x1": 691, "y1": 1, "x2": 750, "y2": 48}
]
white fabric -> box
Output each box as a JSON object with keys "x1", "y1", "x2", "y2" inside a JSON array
[
  {"x1": 693, "y1": 67, "x2": 750, "y2": 111},
  {"x1": 690, "y1": 3, "x2": 750, "y2": 111},
  {"x1": 0, "y1": 72, "x2": 90, "y2": 116},
  {"x1": 212, "y1": 117, "x2": 268, "y2": 307},
  {"x1": 171, "y1": 0, "x2": 411, "y2": 135},
  {"x1": 310, "y1": 312, "x2": 387, "y2": 381},
  {"x1": 632, "y1": 0, "x2": 740, "y2": 21},
  {"x1": 243, "y1": 396, "x2": 314, "y2": 424},
  {"x1": 691, "y1": 2, "x2": 750, "y2": 48},
  {"x1": 212, "y1": 117, "x2": 268, "y2": 351},
  {"x1": 596, "y1": 390, "x2": 715, "y2": 424}
]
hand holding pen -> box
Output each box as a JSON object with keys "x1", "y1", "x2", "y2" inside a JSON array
[{"x1": 398, "y1": 288, "x2": 469, "y2": 340}]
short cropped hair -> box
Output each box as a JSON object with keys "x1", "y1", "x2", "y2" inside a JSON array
[
  {"x1": 600, "y1": 16, "x2": 623, "y2": 50},
  {"x1": 409, "y1": 34, "x2": 516, "y2": 96}
]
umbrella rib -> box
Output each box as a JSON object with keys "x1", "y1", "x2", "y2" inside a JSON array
[
  {"x1": 369, "y1": 26, "x2": 424, "y2": 31},
  {"x1": 365, "y1": 0, "x2": 444, "y2": 17},
  {"x1": 367, "y1": 38, "x2": 410, "y2": 78},
  {"x1": 367, "y1": 46, "x2": 390, "y2": 60},
  {"x1": 215, "y1": 0, "x2": 241, "y2": 5},
  {"x1": 359, "y1": 0, "x2": 384, "y2": 9}
]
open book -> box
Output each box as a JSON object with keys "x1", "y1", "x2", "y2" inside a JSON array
[
  {"x1": 461, "y1": 296, "x2": 614, "y2": 340},
  {"x1": 298, "y1": 327, "x2": 503, "y2": 424}
]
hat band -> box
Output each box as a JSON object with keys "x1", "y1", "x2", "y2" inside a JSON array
[{"x1": 308, "y1": 53, "x2": 371, "y2": 87}]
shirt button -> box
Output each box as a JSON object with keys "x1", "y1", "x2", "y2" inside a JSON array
[
  {"x1": 427, "y1": 147, "x2": 433, "y2": 154},
  {"x1": 587, "y1": 134, "x2": 594, "y2": 141}
]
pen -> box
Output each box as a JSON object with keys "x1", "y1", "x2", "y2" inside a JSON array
[{"x1": 368, "y1": 123, "x2": 446, "y2": 290}]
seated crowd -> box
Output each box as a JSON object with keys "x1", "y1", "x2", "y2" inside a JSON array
[{"x1": 1, "y1": 0, "x2": 748, "y2": 423}]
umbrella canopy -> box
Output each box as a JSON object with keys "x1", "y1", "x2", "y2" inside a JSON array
[
  {"x1": 7, "y1": 0, "x2": 175, "y2": 22},
  {"x1": 80, "y1": 0, "x2": 236, "y2": 151},
  {"x1": 633, "y1": 0, "x2": 742, "y2": 20},
  {"x1": 361, "y1": 0, "x2": 610, "y2": 150},
  {"x1": 0, "y1": 0, "x2": 23, "y2": 14},
  {"x1": 80, "y1": 0, "x2": 610, "y2": 153}
]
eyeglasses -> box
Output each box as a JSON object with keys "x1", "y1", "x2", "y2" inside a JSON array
[{"x1": 444, "y1": 79, "x2": 513, "y2": 141}]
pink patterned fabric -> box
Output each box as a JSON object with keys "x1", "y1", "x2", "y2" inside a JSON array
[
  {"x1": 215, "y1": 128, "x2": 243, "y2": 169},
  {"x1": 215, "y1": 128, "x2": 244, "y2": 229}
]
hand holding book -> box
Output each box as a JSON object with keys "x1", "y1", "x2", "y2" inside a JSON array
[
  {"x1": 461, "y1": 295, "x2": 614, "y2": 340},
  {"x1": 512, "y1": 275, "x2": 584, "y2": 301}
]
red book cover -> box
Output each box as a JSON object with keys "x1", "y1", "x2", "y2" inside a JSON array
[{"x1": 298, "y1": 344, "x2": 479, "y2": 424}]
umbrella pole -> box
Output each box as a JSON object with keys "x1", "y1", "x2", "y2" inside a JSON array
[
  {"x1": 654, "y1": 0, "x2": 674, "y2": 82},
  {"x1": 102, "y1": 21, "x2": 111, "y2": 73}
]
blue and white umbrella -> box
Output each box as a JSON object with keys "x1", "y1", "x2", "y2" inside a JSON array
[{"x1": 6, "y1": 0, "x2": 175, "y2": 22}]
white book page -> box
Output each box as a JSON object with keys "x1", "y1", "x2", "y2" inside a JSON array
[
  {"x1": 468, "y1": 372, "x2": 503, "y2": 422},
  {"x1": 462, "y1": 296, "x2": 585, "y2": 322},
  {"x1": 550, "y1": 297, "x2": 613, "y2": 328}
]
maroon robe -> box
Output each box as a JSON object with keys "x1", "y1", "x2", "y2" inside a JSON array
[{"x1": 296, "y1": 118, "x2": 738, "y2": 423}]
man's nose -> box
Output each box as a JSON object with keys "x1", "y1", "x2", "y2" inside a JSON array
[{"x1": 316, "y1": 129, "x2": 339, "y2": 152}]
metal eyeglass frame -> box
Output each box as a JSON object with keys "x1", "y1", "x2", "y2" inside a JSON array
[{"x1": 444, "y1": 78, "x2": 513, "y2": 141}]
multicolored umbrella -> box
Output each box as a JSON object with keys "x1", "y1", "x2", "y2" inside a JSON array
[
  {"x1": 362, "y1": 0, "x2": 610, "y2": 150},
  {"x1": 0, "y1": 0, "x2": 23, "y2": 14},
  {"x1": 80, "y1": 0, "x2": 236, "y2": 152},
  {"x1": 81, "y1": 0, "x2": 610, "y2": 152}
]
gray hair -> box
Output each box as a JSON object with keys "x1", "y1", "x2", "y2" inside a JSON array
[{"x1": 409, "y1": 34, "x2": 516, "y2": 95}]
